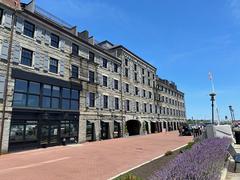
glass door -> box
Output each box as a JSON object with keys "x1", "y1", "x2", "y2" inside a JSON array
[
  {"x1": 101, "y1": 121, "x2": 109, "y2": 140},
  {"x1": 40, "y1": 125, "x2": 49, "y2": 146},
  {"x1": 40, "y1": 123, "x2": 60, "y2": 147},
  {"x1": 50, "y1": 125, "x2": 59, "y2": 145}
]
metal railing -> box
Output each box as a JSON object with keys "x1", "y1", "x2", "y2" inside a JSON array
[{"x1": 35, "y1": 5, "x2": 73, "y2": 28}]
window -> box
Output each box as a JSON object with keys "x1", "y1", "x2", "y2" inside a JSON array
[
  {"x1": 10, "y1": 125, "x2": 24, "y2": 142},
  {"x1": 125, "y1": 68, "x2": 128, "y2": 77},
  {"x1": 148, "y1": 71, "x2": 150, "y2": 77},
  {"x1": 21, "y1": 48, "x2": 33, "y2": 67},
  {"x1": 25, "y1": 124, "x2": 38, "y2": 141},
  {"x1": 89, "y1": 71, "x2": 95, "y2": 84},
  {"x1": 142, "y1": 68, "x2": 145, "y2": 75},
  {"x1": 134, "y1": 64, "x2": 137, "y2": 71},
  {"x1": 150, "y1": 104, "x2": 152, "y2": 113},
  {"x1": 71, "y1": 65, "x2": 79, "y2": 78},
  {"x1": 89, "y1": 92, "x2": 95, "y2": 107},
  {"x1": 72, "y1": 43, "x2": 79, "y2": 56},
  {"x1": 114, "y1": 80, "x2": 118, "y2": 90},
  {"x1": 143, "y1": 90, "x2": 146, "y2": 97},
  {"x1": 103, "y1": 76, "x2": 108, "y2": 87},
  {"x1": 115, "y1": 97, "x2": 119, "y2": 110},
  {"x1": 136, "y1": 102, "x2": 139, "y2": 112},
  {"x1": 103, "y1": 95, "x2": 108, "y2": 108},
  {"x1": 51, "y1": 33, "x2": 59, "y2": 48},
  {"x1": 103, "y1": 58, "x2": 108, "y2": 68},
  {"x1": 89, "y1": 52, "x2": 95, "y2": 62},
  {"x1": 125, "y1": 59, "x2": 128, "y2": 66},
  {"x1": 49, "y1": 58, "x2": 58, "y2": 74},
  {"x1": 13, "y1": 80, "x2": 40, "y2": 107},
  {"x1": 155, "y1": 105, "x2": 158, "y2": 114},
  {"x1": 144, "y1": 103, "x2": 147, "y2": 113},
  {"x1": 13, "y1": 80, "x2": 79, "y2": 110},
  {"x1": 135, "y1": 87, "x2": 139, "y2": 95},
  {"x1": 0, "y1": 8, "x2": 3, "y2": 24},
  {"x1": 126, "y1": 100, "x2": 130, "y2": 111},
  {"x1": 142, "y1": 77, "x2": 145, "y2": 84},
  {"x1": 134, "y1": 73, "x2": 137, "y2": 81},
  {"x1": 23, "y1": 21, "x2": 35, "y2": 38},
  {"x1": 126, "y1": 83, "x2": 129, "y2": 93},
  {"x1": 148, "y1": 79, "x2": 151, "y2": 86},
  {"x1": 114, "y1": 63, "x2": 118, "y2": 72},
  {"x1": 149, "y1": 92, "x2": 152, "y2": 99}
]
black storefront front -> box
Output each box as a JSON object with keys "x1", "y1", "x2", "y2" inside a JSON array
[
  {"x1": 9, "y1": 110, "x2": 79, "y2": 151},
  {"x1": 9, "y1": 69, "x2": 81, "y2": 151}
]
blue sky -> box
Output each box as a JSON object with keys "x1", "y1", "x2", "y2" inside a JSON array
[{"x1": 23, "y1": 0, "x2": 240, "y2": 120}]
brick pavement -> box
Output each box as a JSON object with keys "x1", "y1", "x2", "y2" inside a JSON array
[{"x1": 0, "y1": 131, "x2": 192, "y2": 180}]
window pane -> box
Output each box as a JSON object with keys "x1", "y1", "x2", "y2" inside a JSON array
[
  {"x1": 51, "y1": 97, "x2": 59, "y2": 109},
  {"x1": 10, "y1": 125, "x2": 24, "y2": 142},
  {"x1": 42, "y1": 96, "x2": 51, "y2": 108},
  {"x1": 62, "y1": 99, "x2": 70, "y2": 109},
  {"x1": 49, "y1": 58, "x2": 58, "y2": 74},
  {"x1": 29, "y1": 82, "x2": 40, "y2": 94},
  {"x1": 72, "y1": 43, "x2": 79, "y2": 56},
  {"x1": 62, "y1": 88, "x2": 70, "y2": 98},
  {"x1": 52, "y1": 86, "x2": 60, "y2": 97},
  {"x1": 71, "y1": 90, "x2": 79, "y2": 100},
  {"x1": 27, "y1": 95, "x2": 39, "y2": 107},
  {"x1": 23, "y1": 21, "x2": 35, "y2": 38},
  {"x1": 15, "y1": 79, "x2": 28, "y2": 92},
  {"x1": 51, "y1": 33, "x2": 59, "y2": 48},
  {"x1": 21, "y1": 48, "x2": 33, "y2": 66},
  {"x1": 13, "y1": 93, "x2": 26, "y2": 106},
  {"x1": 70, "y1": 123, "x2": 78, "y2": 137},
  {"x1": 71, "y1": 100, "x2": 79, "y2": 110},
  {"x1": 61, "y1": 123, "x2": 70, "y2": 137},
  {"x1": 43, "y1": 84, "x2": 51, "y2": 96},
  {"x1": 25, "y1": 124, "x2": 38, "y2": 141},
  {"x1": 71, "y1": 65, "x2": 79, "y2": 78}
]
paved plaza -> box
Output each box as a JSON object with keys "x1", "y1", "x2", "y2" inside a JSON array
[{"x1": 0, "y1": 132, "x2": 191, "y2": 180}]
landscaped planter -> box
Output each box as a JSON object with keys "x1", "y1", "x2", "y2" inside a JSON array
[{"x1": 149, "y1": 137, "x2": 231, "y2": 180}]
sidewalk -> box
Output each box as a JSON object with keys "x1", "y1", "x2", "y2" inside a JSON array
[{"x1": 0, "y1": 131, "x2": 192, "y2": 180}]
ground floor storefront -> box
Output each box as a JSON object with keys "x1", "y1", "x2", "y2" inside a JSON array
[
  {"x1": 2, "y1": 110, "x2": 185, "y2": 153},
  {"x1": 8, "y1": 110, "x2": 79, "y2": 152}
]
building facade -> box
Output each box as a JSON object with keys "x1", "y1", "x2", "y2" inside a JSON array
[{"x1": 0, "y1": 0, "x2": 186, "y2": 153}]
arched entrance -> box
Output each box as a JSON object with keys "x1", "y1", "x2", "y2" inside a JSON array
[{"x1": 126, "y1": 120, "x2": 141, "y2": 136}]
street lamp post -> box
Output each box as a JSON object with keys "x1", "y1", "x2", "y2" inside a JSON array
[{"x1": 209, "y1": 93, "x2": 216, "y2": 125}]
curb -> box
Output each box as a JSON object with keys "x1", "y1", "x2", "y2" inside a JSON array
[{"x1": 108, "y1": 143, "x2": 188, "y2": 180}]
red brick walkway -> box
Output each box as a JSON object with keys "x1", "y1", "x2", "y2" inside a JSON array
[{"x1": 0, "y1": 132, "x2": 192, "y2": 180}]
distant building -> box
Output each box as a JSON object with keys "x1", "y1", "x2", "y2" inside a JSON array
[{"x1": 0, "y1": 0, "x2": 186, "y2": 153}]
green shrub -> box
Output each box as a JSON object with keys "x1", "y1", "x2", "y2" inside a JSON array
[
  {"x1": 165, "y1": 150, "x2": 173, "y2": 156},
  {"x1": 115, "y1": 173, "x2": 142, "y2": 180}
]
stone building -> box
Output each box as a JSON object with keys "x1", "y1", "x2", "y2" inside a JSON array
[
  {"x1": 0, "y1": 0, "x2": 186, "y2": 153},
  {"x1": 154, "y1": 77, "x2": 186, "y2": 132}
]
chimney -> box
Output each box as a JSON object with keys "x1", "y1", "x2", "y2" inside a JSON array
[{"x1": 0, "y1": 0, "x2": 21, "y2": 10}]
